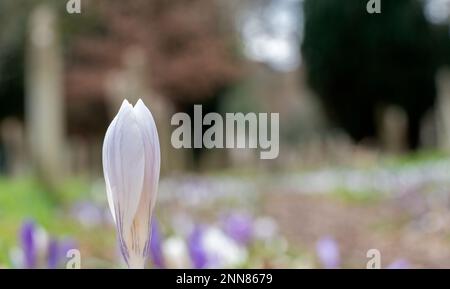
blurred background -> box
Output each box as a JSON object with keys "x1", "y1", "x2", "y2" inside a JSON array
[{"x1": 1, "y1": 0, "x2": 450, "y2": 268}]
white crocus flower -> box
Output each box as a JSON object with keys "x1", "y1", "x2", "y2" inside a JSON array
[
  {"x1": 202, "y1": 227, "x2": 247, "y2": 268},
  {"x1": 102, "y1": 99, "x2": 161, "y2": 268},
  {"x1": 162, "y1": 237, "x2": 191, "y2": 269}
]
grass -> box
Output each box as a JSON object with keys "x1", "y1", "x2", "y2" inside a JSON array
[
  {"x1": 383, "y1": 149, "x2": 450, "y2": 168},
  {"x1": 0, "y1": 176, "x2": 94, "y2": 266},
  {"x1": 331, "y1": 187, "x2": 384, "y2": 204}
]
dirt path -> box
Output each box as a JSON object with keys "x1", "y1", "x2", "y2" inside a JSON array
[{"x1": 264, "y1": 193, "x2": 450, "y2": 268}]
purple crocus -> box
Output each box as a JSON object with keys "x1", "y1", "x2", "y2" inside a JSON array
[
  {"x1": 222, "y1": 213, "x2": 253, "y2": 245},
  {"x1": 59, "y1": 239, "x2": 77, "y2": 258},
  {"x1": 387, "y1": 259, "x2": 409, "y2": 269},
  {"x1": 71, "y1": 201, "x2": 104, "y2": 228},
  {"x1": 149, "y1": 220, "x2": 164, "y2": 268},
  {"x1": 20, "y1": 220, "x2": 36, "y2": 269},
  {"x1": 47, "y1": 239, "x2": 60, "y2": 269},
  {"x1": 316, "y1": 236, "x2": 340, "y2": 269},
  {"x1": 188, "y1": 226, "x2": 208, "y2": 269}
]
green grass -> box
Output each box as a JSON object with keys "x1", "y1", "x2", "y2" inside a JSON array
[
  {"x1": 0, "y1": 177, "x2": 54, "y2": 224},
  {"x1": 331, "y1": 187, "x2": 384, "y2": 204},
  {"x1": 383, "y1": 149, "x2": 449, "y2": 168},
  {"x1": 0, "y1": 176, "x2": 93, "y2": 266}
]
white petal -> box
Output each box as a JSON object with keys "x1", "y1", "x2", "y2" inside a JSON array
[
  {"x1": 102, "y1": 115, "x2": 118, "y2": 223},
  {"x1": 103, "y1": 101, "x2": 130, "y2": 223},
  {"x1": 134, "y1": 99, "x2": 161, "y2": 197},
  {"x1": 103, "y1": 100, "x2": 145, "y2": 249},
  {"x1": 127, "y1": 99, "x2": 161, "y2": 259}
]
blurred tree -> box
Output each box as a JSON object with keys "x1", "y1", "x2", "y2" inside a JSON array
[
  {"x1": 0, "y1": 0, "x2": 240, "y2": 130},
  {"x1": 302, "y1": 0, "x2": 445, "y2": 148},
  {"x1": 67, "y1": 0, "x2": 240, "y2": 108},
  {"x1": 0, "y1": 0, "x2": 99, "y2": 123},
  {"x1": 65, "y1": 0, "x2": 242, "y2": 168},
  {"x1": 0, "y1": 0, "x2": 242, "y2": 174}
]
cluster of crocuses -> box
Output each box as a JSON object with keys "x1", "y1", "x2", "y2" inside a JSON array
[
  {"x1": 9, "y1": 220, "x2": 76, "y2": 269},
  {"x1": 147, "y1": 212, "x2": 281, "y2": 269},
  {"x1": 148, "y1": 218, "x2": 248, "y2": 269},
  {"x1": 0, "y1": 100, "x2": 415, "y2": 269},
  {"x1": 101, "y1": 99, "x2": 412, "y2": 269}
]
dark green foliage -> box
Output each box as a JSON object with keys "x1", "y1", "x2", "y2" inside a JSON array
[{"x1": 302, "y1": 0, "x2": 445, "y2": 148}]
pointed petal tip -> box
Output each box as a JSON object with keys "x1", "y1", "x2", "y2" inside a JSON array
[
  {"x1": 134, "y1": 99, "x2": 153, "y2": 118},
  {"x1": 135, "y1": 98, "x2": 147, "y2": 110},
  {"x1": 121, "y1": 98, "x2": 134, "y2": 108},
  {"x1": 117, "y1": 99, "x2": 134, "y2": 115}
]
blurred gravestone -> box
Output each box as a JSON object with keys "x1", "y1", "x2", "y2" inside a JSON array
[
  {"x1": 0, "y1": 118, "x2": 26, "y2": 176},
  {"x1": 26, "y1": 5, "x2": 65, "y2": 191},
  {"x1": 378, "y1": 105, "x2": 408, "y2": 154},
  {"x1": 436, "y1": 68, "x2": 450, "y2": 151}
]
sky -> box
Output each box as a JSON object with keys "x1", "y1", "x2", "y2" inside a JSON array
[
  {"x1": 238, "y1": 0, "x2": 303, "y2": 72},
  {"x1": 424, "y1": 0, "x2": 450, "y2": 24}
]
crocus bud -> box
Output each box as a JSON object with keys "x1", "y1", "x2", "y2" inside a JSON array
[{"x1": 102, "y1": 99, "x2": 161, "y2": 268}]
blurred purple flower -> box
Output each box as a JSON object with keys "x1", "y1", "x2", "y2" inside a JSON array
[
  {"x1": 188, "y1": 226, "x2": 208, "y2": 269},
  {"x1": 59, "y1": 239, "x2": 77, "y2": 269},
  {"x1": 71, "y1": 202, "x2": 104, "y2": 228},
  {"x1": 316, "y1": 236, "x2": 340, "y2": 269},
  {"x1": 60, "y1": 239, "x2": 77, "y2": 256},
  {"x1": 20, "y1": 220, "x2": 36, "y2": 269},
  {"x1": 149, "y1": 219, "x2": 165, "y2": 268},
  {"x1": 387, "y1": 259, "x2": 409, "y2": 269},
  {"x1": 222, "y1": 213, "x2": 253, "y2": 245},
  {"x1": 47, "y1": 239, "x2": 60, "y2": 269}
]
